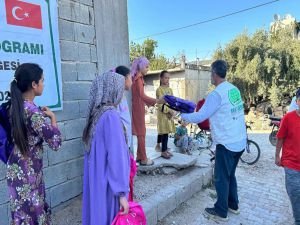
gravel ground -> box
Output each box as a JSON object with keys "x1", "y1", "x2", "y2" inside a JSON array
[
  {"x1": 134, "y1": 167, "x2": 196, "y2": 201},
  {"x1": 134, "y1": 173, "x2": 180, "y2": 201},
  {"x1": 52, "y1": 197, "x2": 82, "y2": 225}
]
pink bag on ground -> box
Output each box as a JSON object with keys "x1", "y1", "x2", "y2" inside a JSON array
[{"x1": 111, "y1": 201, "x2": 147, "y2": 225}]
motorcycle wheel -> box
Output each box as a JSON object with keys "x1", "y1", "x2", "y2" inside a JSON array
[{"x1": 269, "y1": 130, "x2": 278, "y2": 146}]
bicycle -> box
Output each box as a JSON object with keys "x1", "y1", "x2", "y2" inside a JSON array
[
  {"x1": 170, "y1": 117, "x2": 260, "y2": 165},
  {"x1": 183, "y1": 124, "x2": 214, "y2": 157},
  {"x1": 192, "y1": 127, "x2": 213, "y2": 149},
  {"x1": 196, "y1": 123, "x2": 261, "y2": 165},
  {"x1": 240, "y1": 124, "x2": 261, "y2": 165}
]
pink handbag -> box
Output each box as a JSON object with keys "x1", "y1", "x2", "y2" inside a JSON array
[
  {"x1": 111, "y1": 201, "x2": 147, "y2": 225},
  {"x1": 129, "y1": 154, "x2": 137, "y2": 201}
]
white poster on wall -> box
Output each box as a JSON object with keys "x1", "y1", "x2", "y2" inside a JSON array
[{"x1": 0, "y1": 0, "x2": 62, "y2": 110}]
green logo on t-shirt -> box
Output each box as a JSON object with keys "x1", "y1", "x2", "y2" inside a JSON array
[{"x1": 228, "y1": 88, "x2": 242, "y2": 106}]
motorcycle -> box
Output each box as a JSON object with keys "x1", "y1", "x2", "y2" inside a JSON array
[{"x1": 268, "y1": 116, "x2": 281, "y2": 146}]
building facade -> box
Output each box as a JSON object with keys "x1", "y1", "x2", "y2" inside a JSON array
[{"x1": 270, "y1": 14, "x2": 300, "y2": 39}]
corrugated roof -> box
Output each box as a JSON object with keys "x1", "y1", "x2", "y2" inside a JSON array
[{"x1": 146, "y1": 67, "x2": 185, "y2": 76}]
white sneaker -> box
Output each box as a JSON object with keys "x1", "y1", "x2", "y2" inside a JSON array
[{"x1": 228, "y1": 207, "x2": 240, "y2": 215}]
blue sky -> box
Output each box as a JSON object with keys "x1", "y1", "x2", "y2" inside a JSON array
[{"x1": 128, "y1": 0, "x2": 300, "y2": 61}]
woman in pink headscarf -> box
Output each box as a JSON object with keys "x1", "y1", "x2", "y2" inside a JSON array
[{"x1": 131, "y1": 57, "x2": 165, "y2": 166}]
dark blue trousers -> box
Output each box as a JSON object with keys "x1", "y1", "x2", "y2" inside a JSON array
[{"x1": 214, "y1": 144, "x2": 243, "y2": 217}]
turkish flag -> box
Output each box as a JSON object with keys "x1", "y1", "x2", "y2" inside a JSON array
[{"x1": 5, "y1": 0, "x2": 43, "y2": 29}]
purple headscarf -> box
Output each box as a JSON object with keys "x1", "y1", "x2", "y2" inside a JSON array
[{"x1": 131, "y1": 56, "x2": 149, "y2": 78}]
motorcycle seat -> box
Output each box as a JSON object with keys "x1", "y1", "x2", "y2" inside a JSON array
[{"x1": 269, "y1": 116, "x2": 281, "y2": 121}]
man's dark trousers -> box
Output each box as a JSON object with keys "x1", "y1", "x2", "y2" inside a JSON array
[{"x1": 214, "y1": 144, "x2": 244, "y2": 217}]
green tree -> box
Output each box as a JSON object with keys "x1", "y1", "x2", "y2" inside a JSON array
[
  {"x1": 130, "y1": 38, "x2": 175, "y2": 70},
  {"x1": 213, "y1": 28, "x2": 300, "y2": 109},
  {"x1": 129, "y1": 38, "x2": 157, "y2": 62},
  {"x1": 150, "y1": 54, "x2": 169, "y2": 71}
]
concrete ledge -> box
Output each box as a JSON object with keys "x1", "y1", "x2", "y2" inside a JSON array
[
  {"x1": 140, "y1": 167, "x2": 213, "y2": 225},
  {"x1": 138, "y1": 153, "x2": 197, "y2": 173}
]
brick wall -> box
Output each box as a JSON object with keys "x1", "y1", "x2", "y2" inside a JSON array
[{"x1": 0, "y1": 1, "x2": 129, "y2": 224}]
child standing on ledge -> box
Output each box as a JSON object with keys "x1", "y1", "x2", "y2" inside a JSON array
[{"x1": 155, "y1": 70, "x2": 175, "y2": 159}]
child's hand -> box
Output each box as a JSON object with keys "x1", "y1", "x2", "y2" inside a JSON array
[
  {"x1": 156, "y1": 96, "x2": 165, "y2": 104},
  {"x1": 119, "y1": 196, "x2": 129, "y2": 215},
  {"x1": 167, "y1": 110, "x2": 177, "y2": 119},
  {"x1": 41, "y1": 107, "x2": 55, "y2": 119},
  {"x1": 171, "y1": 110, "x2": 177, "y2": 117}
]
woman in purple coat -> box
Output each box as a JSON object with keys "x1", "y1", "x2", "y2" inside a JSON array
[{"x1": 82, "y1": 71, "x2": 130, "y2": 225}]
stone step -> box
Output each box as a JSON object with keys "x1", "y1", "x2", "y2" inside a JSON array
[{"x1": 138, "y1": 152, "x2": 197, "y2": 174}]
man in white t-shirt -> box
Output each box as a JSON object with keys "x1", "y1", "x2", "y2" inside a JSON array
[{"x1": 181, "y1": 60, "x2": 247, "y2": 222}]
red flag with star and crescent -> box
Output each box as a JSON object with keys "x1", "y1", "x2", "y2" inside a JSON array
[{"x1": 5, "y1": 0, "x2": 43, "y2": 29}]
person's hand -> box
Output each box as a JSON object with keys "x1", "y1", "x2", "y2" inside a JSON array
[
  {"x1": 180, "y1": 119, "x2": 188, "y2": 126},
  {"x1": 169, "y1": 110, "x2": 176, "y2": 117},
  {"x1": 41, "y1": 107, "x2": 55, "y2": 119},
  {"x1": 275, "y1": 155, "x2": 281, "y2": 167},
  {"x1": 41, "y1": 107, "x2": 57, "y2": 127},
  {"x1": 171, "y1": 110, "x2": 178, "y2": 117},
  {"x1": 119, "y1": 196, "x2": 129, "y2": 215},
  {"x1": 156, "y1": 96, "x2": 165, "y2": 104},
  {"x1": 167, "y1": 110, "x2": 177, "y2": 119},
  {"x1": 167, "y1": 112, "x2": 173, "y2": 119}
]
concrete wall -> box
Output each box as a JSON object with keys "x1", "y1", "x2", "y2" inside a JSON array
[
  {"x1": 144, "y1": 68, "x2": 211, "y2": 103},
  {"x1": 185, "y1": 69, "x2": 211, "y2": 102},
  {"x1": 94, "y1": 0, "x2": 130, "y2": 72},
  {"x1": 0, "y1": 0, "x2": 129, "y2": 224}
]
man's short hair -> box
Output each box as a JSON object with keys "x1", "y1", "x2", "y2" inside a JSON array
[
  {"x1": 211, "y1": 60, "x2": 227, "y2": 78},
  {"x1": 296, "y1": 88, "x2": 300, "y2": 99}
]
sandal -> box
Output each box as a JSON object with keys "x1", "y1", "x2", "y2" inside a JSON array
[
  {"x1": 182, "y1": 148, "x2": 192, "y2": 155},
  {"x1": 139, "y1": 159, "x2": 154, "y2": 166},
  {"x1": 161, "y1": 152, "x2": 171, "y2": 159},
  {"x1": 167, "y1": 150, "x2": 173, "y2": 157}
]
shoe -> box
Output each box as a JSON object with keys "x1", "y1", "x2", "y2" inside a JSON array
[
  {"x1": 204, "y1": 207, "x2": 229, "y2": 222},
  {"x1": 139, "y1": 159, "x2": 154, "y2": 166},
  {"x1": 161, "y1": 152, "x2": 171, "y2": 159},
  {"x1": 228, "y1": 207, "x2": 240, "y2": 215}
]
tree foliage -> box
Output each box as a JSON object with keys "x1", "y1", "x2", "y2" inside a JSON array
[
  {"x1": 130, "y1": 38, "x2": 175, "y2": 70},
  {"x1": 213, "y1": 28, "x2": 300, "y2": 108}
]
